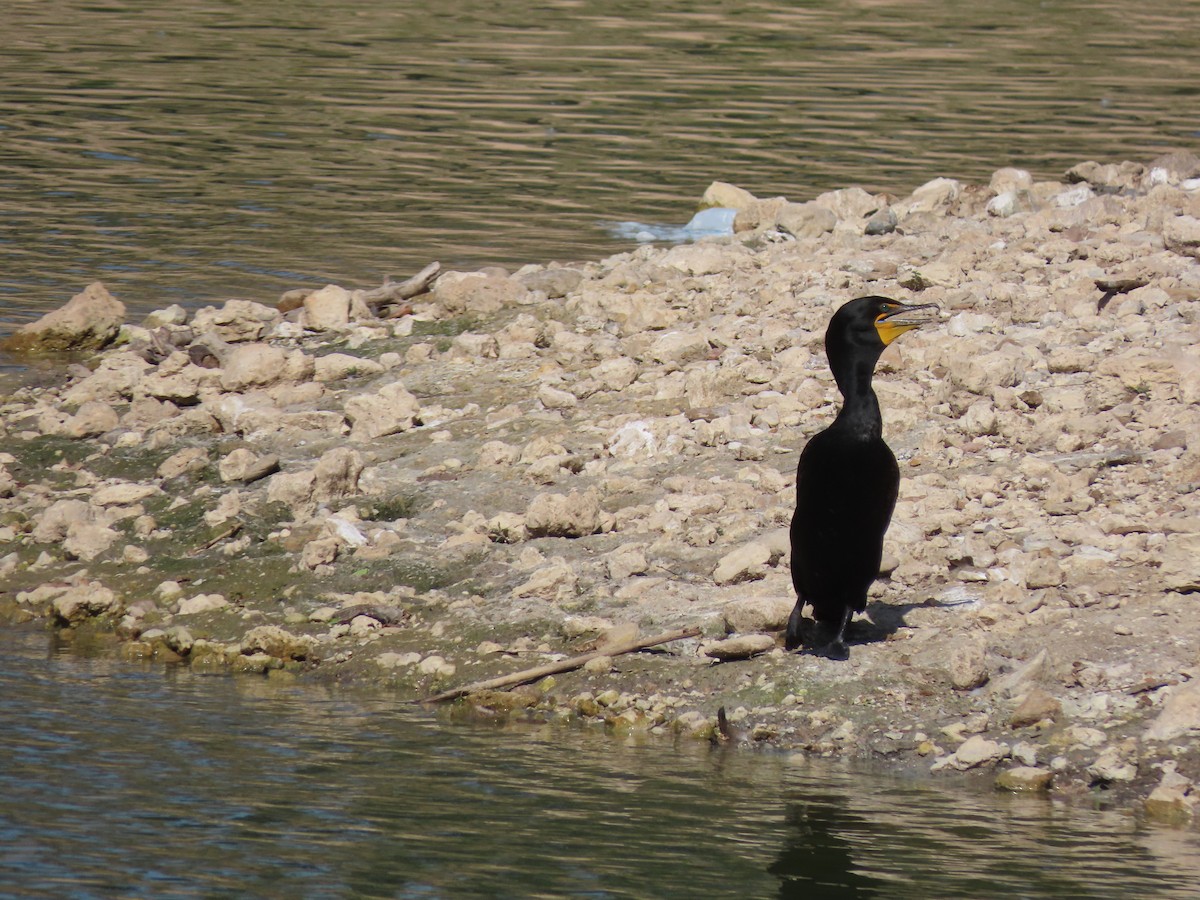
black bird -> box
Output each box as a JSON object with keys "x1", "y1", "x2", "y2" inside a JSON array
[{"x1": 786, "y1": 296, "x2": 937, "y2": 659}]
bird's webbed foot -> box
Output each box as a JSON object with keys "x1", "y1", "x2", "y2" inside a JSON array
[
  {"x1": 784, "y1": 602, "x2": 810, "y2": 652},
  {"x1": 814, "y1": 638, "x2": 850, "y2": 661},
  {"x1": 811, "y1": 607, "x2": 855, "y2": 660}
]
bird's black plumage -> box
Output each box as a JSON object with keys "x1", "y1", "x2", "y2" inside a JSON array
[{"x1": 786, "y1": 296, "x2": 936, "y2": 659}]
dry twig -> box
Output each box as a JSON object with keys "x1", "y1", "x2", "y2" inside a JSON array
[{"x1": 415, "y1": 625, "x2": 701, "y2": 704}]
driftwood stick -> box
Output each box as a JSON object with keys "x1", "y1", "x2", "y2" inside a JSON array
[
  {"x1": 188, "y1": 522, "x2": 241, "y2": 556},
  {"x1": 415, "y1": 625, "x2": 701, "y2": 704},
  {"x1": 362, "y1": 261, "x2": 441, "y2": 309},
  {"x1": 278, "y1": 262, "x2": 442, "y2": 315}
]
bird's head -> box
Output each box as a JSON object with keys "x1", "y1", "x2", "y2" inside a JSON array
[{"x1": 828, "y1": 295, "x2": 939, "y2": 353}]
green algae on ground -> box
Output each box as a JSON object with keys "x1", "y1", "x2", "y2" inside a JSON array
[
  {"x1": 5, "y1": 435, "x2": 96, "y2": 488},
  {"x1": 409, "y1": 315, "x2": 485, "y2": 340},
  {"x1": 359, "y1": 493, "x2": 423, "y2": 522}
]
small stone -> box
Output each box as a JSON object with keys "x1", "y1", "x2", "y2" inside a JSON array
[
  {"x1": 2, "y1": 282, "x2": 125, "y2": 352},
  {"x1": 51, "y1": 583, "x2": 119, "y2": 625},
  {"x1": 178, "y1": 593, "x2": 229, "y2": 615},
  {"x1": 712, "y1": 540, "x2": 772, "y2": 585},
  {"x1": 486, "y1": 512, "x2": 528, "y2": 544},
  {"x1": 345, "y1": 381, "x2": 421, "y2": 440},
  {"x1": 161, "y1": 625, "x2": 195, "y2": 655},
  {"x1": 1144, "y1": 785, "x2": 1195, "y2": 823},
  {"x1": 122, "y1": 545, "x2": 150, "y2": 565},
  {"x1": 301, "y1": 537, "x2": 340, "y2": 569},
  {"x1": 990, "y1": 649, "x2": 1052, "y2": 699},
  {"x1": 303, "y1": 284, "x2": 353, "y2": 330},
  {"x1": 605, "y1": 545, "x2": 649, "y2": 580},
  {"x1": 190, "y1": 640, "x2": 231, "y2": 671},
  {"x1": 512, "y1": 557, "x2": 577, "y2": 600},
  {"x1": 313, "y1": 352, "x2": 385, "y2": 382},
  {"x1": 525, "y1": 490, "x2": 601, "y2": 538},
  {"x1": 241, "y1": 625, "x2": 314, "y2": 661},
  {"x1": 701, "y1": 633, "x2": 775, "y2": 661},
  {"x1": 538, "y1": 384, "x2": 578, "y2": 410},
  {"x1": 1064, "y1": 725, "x2": 1107, "y2": 749},
  {"x1": 702, "y1": 181, "x2": 757, "y2": 209},
  {"x1": 584, "y1": 655, "x2": 614, "y2": 674},
  {"x1": 905, "y1": 177, "x2": 961, "y2": 213},
  {"x1": 158, "y1": 447, "x2": 209, "y2": 479},
  {"x1": 648, "y1": 330, "x2": 712, "y2": 366},
  {"x1": 157, "y1": 581, "x2": 184, "y2": 600},
  {"x1": 1163, "y1": 214, "x2": 1200, "y2": 259},
  {"x1": 430, "y1": 269, "x2": 525, "y2": 315},
  {"x1": 219, "y1": 343, "x2": 289, "y2": 392},
  {"x1": 218, "y1": 448, "x2": 281, "y2": 484},
  {"x1": 1087, "y1": 746, "x2": 1137, "y2": 784},
  {"x1": 32, "y1": 499, "x2": 92, "y2": 543},
  {"x1": 594, "y1": 689, "x2": 621, "y2": 707},
  {"x1": 932, "y1": 735, "x2": 1009, "y2": 771},
  {"x1": 91, "y1": 482, "x2": 158, "y2": 506},
  {"x1": 1160, "y1": 532, "x2": 1200, "y2": 593},
  {"x1": 596, "y1": 623, "x2": 640, "y2": 651},
  {"x1": 1023, "y1": 557, "x2": 1065, "y2": 590},
  {"x1": 777, "y1": 201, "x2": 837, "y2": 238},
  {"x1": 63, "y1": 523, "x2": 120, "y2": 561},
  {"x1": 191, "y1": 299, "x2": 280, "y2": 342},
  {"x1": 1009, "y1": 688, "x2": 1061, "y2": 728},
  {"x1": 986, "y1": 190, "x2": 1023, "y2": 218},
  {"x1": 1011, "y1": 741, "x2": 1039, "y2": 767},
  {"x1": 995, "y1": 767, "x2": 1054, "y2": 792},
  {"x1": 722, "y1": 595, "x2": 794, "y2": 634},
  {"x1": 418, "y1": 655, "x2": 456, "y2": 678},
  {"x1": 1144, "y1": 679, "x2": 1200, "y2": 742},
  {"x1": 60, "y1": 400, "x2": 120, "y2": 438},
  {"x1": 519, "y1": 266, "x2": 584, "y2": 298},
  {"x1": 864, "y1": 206, "x2": 898, "y2": 235},
  {"x1": 948, "y1": 636, "x2": 989, "y2": 690}
]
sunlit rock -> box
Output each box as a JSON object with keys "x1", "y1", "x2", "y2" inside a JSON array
[{"x1": 2, "y1": 282, "x2": 125, "y2": 353}]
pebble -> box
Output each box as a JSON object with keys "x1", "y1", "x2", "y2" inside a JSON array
[
  {"x1": 995, "y1": 767, "x2": 1054, "y2": 792},
  {"x1": 722, "y1": 595, "x2": 794, "y2": 634},
  {"x1": 701, "y1": 633, "x2": 775, "y2": 661},
  {"x1": 712, "y1": 540, "x2": 772, "y2": 586},
  {"x1": 948, "y1": 636, "x2": 989, "y2": 691},
  {"x1": 1009, "y1": 688, "x2": 1062, "y2": 728},
  {"x1": 178, "y1": 594, "x2": 229, "y2": 615},
  {"x1": 931, "y1": 735, "x2": 1009, "y2": 772},
  {"x1": 1144, "y1": 680, "x2": 1200, "y2": 742}
]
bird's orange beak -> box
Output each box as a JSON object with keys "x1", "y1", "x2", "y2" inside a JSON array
[{"x1": 875, "y1": 303, "x2": 939, "y2": 345}]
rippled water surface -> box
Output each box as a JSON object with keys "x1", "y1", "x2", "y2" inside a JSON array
[
  {"x1": 2, "y1": 628, "x2": 1199, "y2": 898},
  {"x1": 2, "y1": 0, "x2": 1199, "y2": 332}
]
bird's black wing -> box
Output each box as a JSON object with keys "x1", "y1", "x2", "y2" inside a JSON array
[{"x1": 790, "y1": 431, "x2": 898, "y2": 622}]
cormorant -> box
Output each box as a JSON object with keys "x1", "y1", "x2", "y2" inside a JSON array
[{"x1": 786, "y1": 296, "x2": 937, "y2": 659}]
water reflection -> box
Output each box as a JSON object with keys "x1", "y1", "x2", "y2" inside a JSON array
[
  {"x1": 771, "y1": 766, "x2": 1200, "y2": 899},
  {"x1": 1, "y1": 0, "x2": 1198, "y2": 331},
  {"x1": 2, "y1": 627, "x2": 1199, "y2": 898}
]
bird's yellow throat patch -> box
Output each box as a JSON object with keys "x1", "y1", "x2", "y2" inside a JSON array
[{"x1": 874, "y1": 316, "x2": 920, "y2": 345}]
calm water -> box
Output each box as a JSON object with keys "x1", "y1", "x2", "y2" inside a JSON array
[
  {"x1": 2, "y1": 628, "x2": 1199, "y2": 899},
  {"x1": 2, "y1": 0, "x2": 1199, "y2": 336}
]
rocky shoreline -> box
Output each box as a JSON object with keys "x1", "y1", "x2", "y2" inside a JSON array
[{"x1": 2, "y1": 156, "x2": 1199, "y2": 825}]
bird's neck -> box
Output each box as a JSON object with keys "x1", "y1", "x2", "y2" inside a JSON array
[{"x1": 831, "y1": 355, "x2": 883, "y2": 441}]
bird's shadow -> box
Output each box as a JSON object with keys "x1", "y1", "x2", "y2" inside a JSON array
[
  {"x1": 862, "y1": 594, "x2": 973, "y2": 643},
  {"x1": 794, "y1": 595, "x2": 970, "y2": 656}
]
